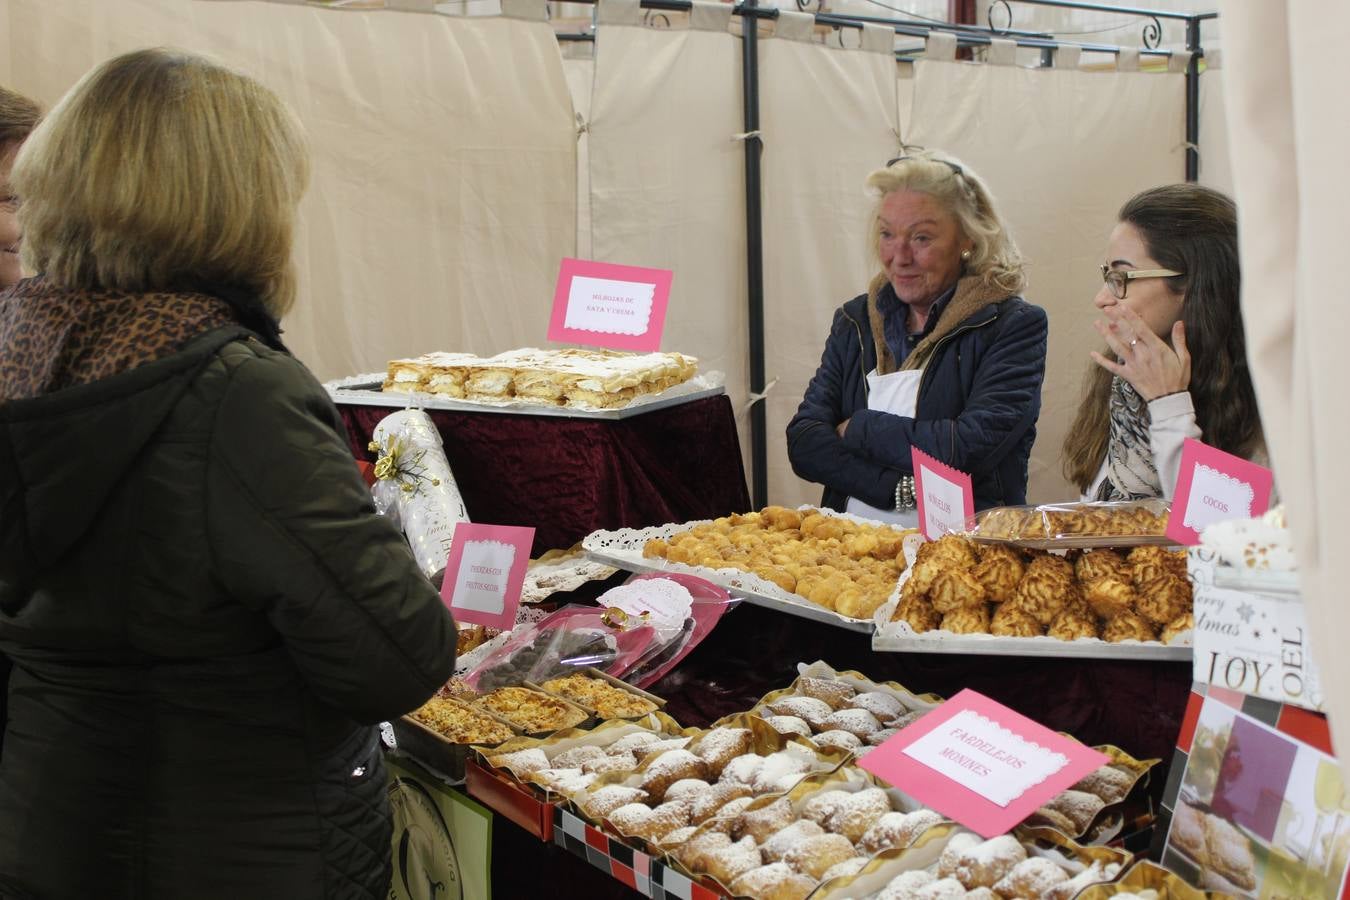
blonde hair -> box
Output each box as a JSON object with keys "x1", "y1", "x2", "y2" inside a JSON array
[
  {"x1": 864, "y1": 149, "x2": 1025, "y2": 302},
  {"x1": 12, "y1": 48, "x2": 309, "y2": 317}
]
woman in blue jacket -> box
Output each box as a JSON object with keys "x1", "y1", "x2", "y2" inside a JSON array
[{"x1": 787, "y1": 151, "x2": 1048, "y2": 522}]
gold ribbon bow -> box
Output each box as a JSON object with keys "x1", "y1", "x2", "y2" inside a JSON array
[{"x1": 367, "y1": 435, "x2": 442, "y2": 497}]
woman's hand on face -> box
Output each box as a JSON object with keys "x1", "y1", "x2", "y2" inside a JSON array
[
  {"x1": 1090, "y1": 305, "x2": 1191, "y2": 401},
  {"x1": 836, "y1": 418, "x2": 851, "y2": 439}
]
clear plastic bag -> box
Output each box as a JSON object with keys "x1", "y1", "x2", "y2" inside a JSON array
[
  {"x1": 370, "y1": 409, "x2": 470, "y2": 580},
  {"x1": 460, "y1": 606, "x2": 656, "y2": 693},
  {"x1": 963, "y1": 499, "x2": 1173, "y2": 549}
]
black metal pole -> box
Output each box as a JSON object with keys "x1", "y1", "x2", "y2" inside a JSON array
[
  {"x1": 741, "y1": 0, "x2": 767, "y2": 510},
  {"x1": 1184, "y1": 15, "x2": 1200, "y2": 182}
]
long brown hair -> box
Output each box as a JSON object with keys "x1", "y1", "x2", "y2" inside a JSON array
[{"x1": 1063, "y1": 184, "x2": 1262, "y2": 491}]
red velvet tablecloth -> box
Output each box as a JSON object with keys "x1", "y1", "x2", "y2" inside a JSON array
[{"x1": 336, "y1": 395, "x2": 751, "y2": 555}]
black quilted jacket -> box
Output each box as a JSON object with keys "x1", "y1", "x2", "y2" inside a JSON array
[
  {"x1": 0, "y1": 324, "x2": 457, "y2": 898},
  {"x1": 787, "y1": 286, "x2": 1048, "y2": 512}
]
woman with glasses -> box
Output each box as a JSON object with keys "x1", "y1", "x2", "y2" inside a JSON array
[
  {"x1": 788, "y1": 150, "x2": 1048, "y2": 523},
  {"x1": 1063, "y1": 183, "x2": 1264, "y2": 500}
]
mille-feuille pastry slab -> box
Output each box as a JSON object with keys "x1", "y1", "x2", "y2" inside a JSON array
[
  {"x1": 383, "y1": 347, "x2": 698, "y2": 409},
  {"x1": 383, "y1": 352, "x2": 478, "y2": 396}
]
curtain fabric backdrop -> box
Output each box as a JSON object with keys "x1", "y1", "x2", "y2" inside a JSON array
[
  {"x1": 757, "y1": 16, "x2": 901, "y2": 509},
  {"x1": 904, "y1": 56, "x2": 1186, "y2": 504},
  {"x1": 585, "y1": 0, "x2": 751, "y2": 475},
  {"x1": 1219, "y1": 0, "x2": 1350, "y2": 775},
  {"x1": 2, "y1": 0, "x2": 577, "y2": 381}
]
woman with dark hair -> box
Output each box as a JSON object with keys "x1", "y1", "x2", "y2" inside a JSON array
[{"x1": 1063, "y1": 184, "x2": 1264, "y2": 500}]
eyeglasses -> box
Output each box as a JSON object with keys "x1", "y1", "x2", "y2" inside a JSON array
[
  {"x1": 885, "y1": 155, "x2": 964, "y2": 178},
  {"x1": 1100, "y1": 264, "x2": 1183, "y2": 299}
]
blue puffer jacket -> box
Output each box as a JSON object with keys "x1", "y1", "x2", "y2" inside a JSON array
[{"x1": 787, "y1": 280, "x2": 1048, "y2": 512}]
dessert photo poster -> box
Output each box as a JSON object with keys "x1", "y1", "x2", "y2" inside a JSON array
[{"x1": 1164, "y1": 697, "x2": 1350, "y2": 898}]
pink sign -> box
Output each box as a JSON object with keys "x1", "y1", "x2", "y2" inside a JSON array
[
  {"x1": 859, "y1": 689, "x2": 1109, "y2": 838},
  {"x1": 547, "y1": 257, "x2": 674, "y2": 352},
  {"x1": 912, "y1": 447, "x2": 975, "y2": 540},
  {"x1": 439, "y1": 522, "x2": 535, "y2": 629},
  {"x1": 1166, "y1": 438, "x2": 1274, "y2": 546}
]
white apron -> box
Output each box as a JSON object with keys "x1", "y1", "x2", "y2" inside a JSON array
[{"x1": 845, "y1": 367, "x2": 923, "y2": 527}]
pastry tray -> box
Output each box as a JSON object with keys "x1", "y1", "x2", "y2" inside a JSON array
[
  {"x1": 870, "y1": 629, "x2": 1192, "y2": 660},
  {"x1": 582, "y1": 518, "x2": 885, "y2": 633},
  {"x1": 324, "y1": 371, "x2": 726, "y2": 420}
]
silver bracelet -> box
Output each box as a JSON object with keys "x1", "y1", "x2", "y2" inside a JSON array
[{"x1": 894, "y1": 475, "x2": 916, "y2": 512}]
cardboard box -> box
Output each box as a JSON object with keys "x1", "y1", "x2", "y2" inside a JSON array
[
  {"x1": 552, "y1": 806, "x2": 728, "y2": 900},
  {"x1": 465, "y1": 757, "x2": 555, "y2": 841}
]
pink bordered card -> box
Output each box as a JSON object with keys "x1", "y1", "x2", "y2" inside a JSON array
[
  {"x1": 439, "y1": 522, "x2": 535, "y2": 629},
  {"x1": 912, "y1": 447, "x2": 975, "y2": 540},
  {"x1": 859, "y1": 689, "x2": 1109, "y2": 838},
  {"x1": 547, "y1": 257, "x2": 674, "y2": 352},
  {"x1": 1166, "y1": 438, "x2": 1274, "y2": 546}
]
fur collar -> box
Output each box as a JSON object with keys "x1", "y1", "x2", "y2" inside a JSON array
[{"x1": 868, "y1": 275, "x2": 1012, "y2": 374}]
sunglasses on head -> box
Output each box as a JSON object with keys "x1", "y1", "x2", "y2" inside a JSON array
[{"x1": 885, "y1": 155, "x2": 964, "y2": 178}]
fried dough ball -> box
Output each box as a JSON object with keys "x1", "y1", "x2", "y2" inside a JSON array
[
  {"x1": 761, "y1": 506, "x2": 803, "y2": 531},
  {"x1": 971, "y1": 545, "x2": 1024, "y2": 601},
  {"x1": 891, "y1": 593, "x2": 942, "y2": 632},
  {"x1": 1009, "y1": 556, "x2": 1074, "y2": 625},
  {"x1": 846, "y1": 532, "x2": 880, "y2": 559},
  {"x1": 1102, "y1": 611, "x2": 1156, "y2": 643},
  {"x1": 665, "y1": 541, "x2": 696, "y2": 565},
  {"x1": 941, "y1": 604, "x2": 991, "y2": 635},
  {"x1": 929, "y1": 569, "x2": 988, "y2": 614},
  {"x1": 991, "y1": 603, "x2": 1043, "y2": 637},
  {"x1": 1135, "y1": 573, "x2": 1192, "y2": 626},
  {"x1": 752, "y1": 565, "x2": 798, "y2": 593},
  {"x1": 728, "y1": 511, "x2": 764, "y2": 527},
  {"x1": 1083, "y1": 577, "x2": 1135, "y2": 620},
  {"x1": 1075, "y1": 549, "x2": 1127, "y2": 584},
  {"x1": 873, "y1": 532, "x2": 907, "y2": 561},
  {"x1": 644, "y1": 538, "x2": 670, "y2": 559},
  {"x1": 1047, "y1": 609, "x2": 1098, "y2": 641},
  {"x1": 837, "y1": 589, "x2": 887, "y2": 620}
]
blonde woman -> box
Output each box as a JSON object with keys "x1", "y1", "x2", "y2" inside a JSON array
[
  {"x1": 0, "y1": 82, "x2": 39, "y2": 782},
  {"x1": 0, "y1": 50, "x2": 456, "y2": 897},
  {"x1": 0, "y1": 85, "x2": 40, "y2": 289},
  {"x1": 787, "y1": 151, "x2": 1048, "y2": 522}
]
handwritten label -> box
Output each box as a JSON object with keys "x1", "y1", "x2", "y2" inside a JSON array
[
  {"x1": 1189, "y1": 548, "x2": 1324, "y2": 712},
  {"x1": 440, "y1": 523, "x2": 535, "y2": 629},
  {"x1": 547, "y1": 258, "x2": 673, "y2": 352},
  {"x1": 912, "y1": 447, "x2": 975, "y2": 540},
  {"x1": 1166, "y1": 438, "x2": 1273, "y2": 546},
  {"x1": 860, "y1": 689, "x2": 1108, "y2": 837}
]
